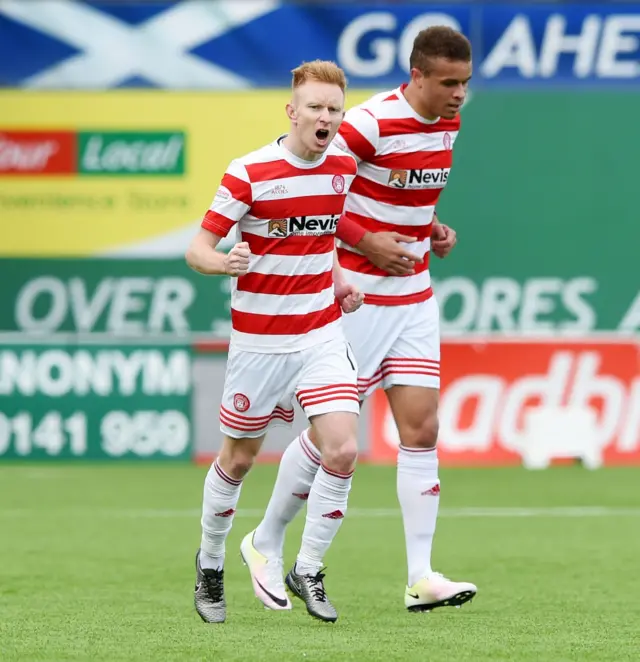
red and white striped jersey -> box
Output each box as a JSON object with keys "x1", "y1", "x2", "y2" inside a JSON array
[
  {"x1": 201, "y1": 138, "x2": 358, "y2": 353},
  {"x1": 333, "y1": 84, "x2": 460, "y2": 306}
]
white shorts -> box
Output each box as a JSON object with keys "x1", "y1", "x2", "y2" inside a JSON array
[
  {"x1": 342, "y1": 296, "x2": 440, "y2": 398},
  {"x1": 219, "y1": 337, "x2": 359, "y2": 439}
]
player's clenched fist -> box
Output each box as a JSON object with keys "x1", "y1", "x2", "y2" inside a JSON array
[
  {"x1": 341, "y1": 290, "x2": 364, "y2": 314},
  {"x1": 336, "y1": 282, "x2": 364, "y2": 314},
  {"x1": 224, "y1": 241, "x2": 250, "y2": 277}
]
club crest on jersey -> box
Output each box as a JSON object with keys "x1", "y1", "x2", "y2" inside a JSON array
[
  {"x1": 388, "y1": 169, "x2": 407, "y2": 188},
  {"x1": 268, "y1": 219, "x2": 288, "y2": 237},
  {"x1": 233, "y1": 393, "x2": 250, "y2": 412},
  {"x1": 443, "y1": 132, "x2": 452, "y2": 150},
  {"x1": 332, "y1": 174, "x2": 345, "y2": 193}
]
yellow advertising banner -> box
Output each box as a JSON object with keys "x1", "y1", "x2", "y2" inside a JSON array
[{"x1": 0, "y1": 90, "x2": 374, "y2": 257}]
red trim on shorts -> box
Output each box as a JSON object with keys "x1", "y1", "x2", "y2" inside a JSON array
[
  {"x1": 220, "y1": 405, "x2": 294, "y2": 432},
  {"x1": 380, "y1": 358, "x2": 439, "y2": 369},
  {"x1": 297, "y1": 383, "x2": 358, "y2": 398},
  {"x1": 297, "y1": 384, "x2": 359, "y2": 409},
  {"x1": 382, "y1": 358, "x2": 440, "y2": 364},
  {"x1": 357, "y1": 359, "x2": 440, "y2": 392},
  {"x1": 220, "y1": 404, "x2": 294, "y2": 424},
  {"x1": 220, "y1": 411, "x2": 294, "y2": 432},
  {"x1": 299, "y1": 394, "x2": 360, "y2": 409},
  {"x1": 358, "y1": 373, "x2": 439, "y2": 393},
  {"x1": 358, "y1": 368, "x2": 440, "y2": 381}
]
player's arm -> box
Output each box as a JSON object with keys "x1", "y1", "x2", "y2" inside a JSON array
[
  {"x1": 186, "y1": 160, "x2": 252, "y2": 277},
  {"x1": 430, "y1": 210, "x2": 458, "y2": 259},
  {"x1": 332, "y1": 249, "x2": 363, "y2": 314},
  {"x1": 186, "y1": 228, "x2": 249, "y2": 276},
  {"x1": 337, "y1": 218, "x2": 423, "y2": 277}
]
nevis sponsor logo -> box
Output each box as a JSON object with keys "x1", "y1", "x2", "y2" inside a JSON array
[
  {"x1": 267, "y1": 214, "x2": 340, "y2": 237},
  {"x1": 0, "y1": 130, "x2": 185, "y2": 176},
  {"x1": 387, "y1": 167, "x2": 450, "y2": 189}
]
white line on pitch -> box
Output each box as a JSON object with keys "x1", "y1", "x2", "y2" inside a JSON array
[{"x1": 2, "y1": 506, "x2": 640, "y2": 518}]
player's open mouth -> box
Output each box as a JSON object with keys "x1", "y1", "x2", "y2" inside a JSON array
[{"x1": 315, "y1": 129, "x2": 329, "y2": 143}]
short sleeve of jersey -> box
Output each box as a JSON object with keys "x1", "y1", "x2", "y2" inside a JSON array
[
  {"x1": 201, "y1": 159, "x2": 252, "y2": 237},
  {"x1": 334, "y1": 106, "x2": 379, "y2": 164}
]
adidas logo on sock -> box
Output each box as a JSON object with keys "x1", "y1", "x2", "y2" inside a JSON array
[
  {"x1": 292, "y1": 492, "x2": 310, "y2": 500},
  {"x1": 214, "y1": 508, "x2": 236, "y2": 517},
  {"x1": 322, "y1": 510, "x2": 344, "y2": 519},
  {"x1": 421, "y1": 484, "x2": 440, "y2": 496}
]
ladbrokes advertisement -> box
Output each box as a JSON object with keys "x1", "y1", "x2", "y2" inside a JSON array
[
  {"x1": 370, "y1": 340, "x2": 640, "y2": 466},
  {"x1": 0, "y1": 90, "x2": 374, "y2": 257}
]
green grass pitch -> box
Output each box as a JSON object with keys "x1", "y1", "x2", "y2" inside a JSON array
[{"x1": 1, "y1": 463, "x2": 639, "y2": 661}]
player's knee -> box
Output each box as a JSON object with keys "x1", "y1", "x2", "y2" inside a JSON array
[
  {"x1": 399, "y1": 414, "x2": 439, "y2": 450},
  {"x1": 227, "y1": 452, "x2": 255, "y2": 478},
  {"x1": 322, "y1": 436, "x2": 358, "y2": 474},
  {"x1": 219, "y1": 441, "x2": 258, "y2": 479}
]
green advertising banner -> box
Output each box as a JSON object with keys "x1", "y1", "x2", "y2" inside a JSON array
[
  {"x1": 0, "y1": 259, "x2": 230, "y2": 338},
  {"x1": 430, "y1": 91, "x2": 640, "y2": 336},
  {"x1": 0, "y1": 252, "x2": 637, "y2": 339},
  {"x1": 0, "y1": 343, "x2": 192, "y2": 460}
]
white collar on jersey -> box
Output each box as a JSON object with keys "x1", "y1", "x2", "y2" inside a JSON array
[
  {"x1": 276, "y1": 134, "x2": 329, "y2": 169},
  {"x1": 396, "y1": 83, "x2": 441, "y2": 125}
]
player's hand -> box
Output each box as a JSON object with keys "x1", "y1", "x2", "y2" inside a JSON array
[
  {"x1": 335, "y1": 282, "x2": 364, "y2": 314},
  {"x1": 224, "y1": 241, "x2": 250, "y2": 277},
  {"x1": 358, "y1": 232, "x2": 423, "y2": 277},
  {"x1": 431, "y1": 223, "x2": 457, "y2": 259}
]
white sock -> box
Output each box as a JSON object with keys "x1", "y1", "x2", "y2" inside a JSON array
[
  {"x1": 253, "y1": 429, "x2": 321, "y2": 559},
  {"x1": 397, "y1": 445, "x2": 440, "y2": 587},
  {"x1": 296, "y1": 464, "x2": 354, "y2": 576},
  {"x1": 200, "y1": 460, "x2": 243, "y2": 570}
]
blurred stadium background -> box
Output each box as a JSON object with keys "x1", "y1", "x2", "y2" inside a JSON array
[{"x1": 1, "y1": 1, "x2": 639, "y2": 660}]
